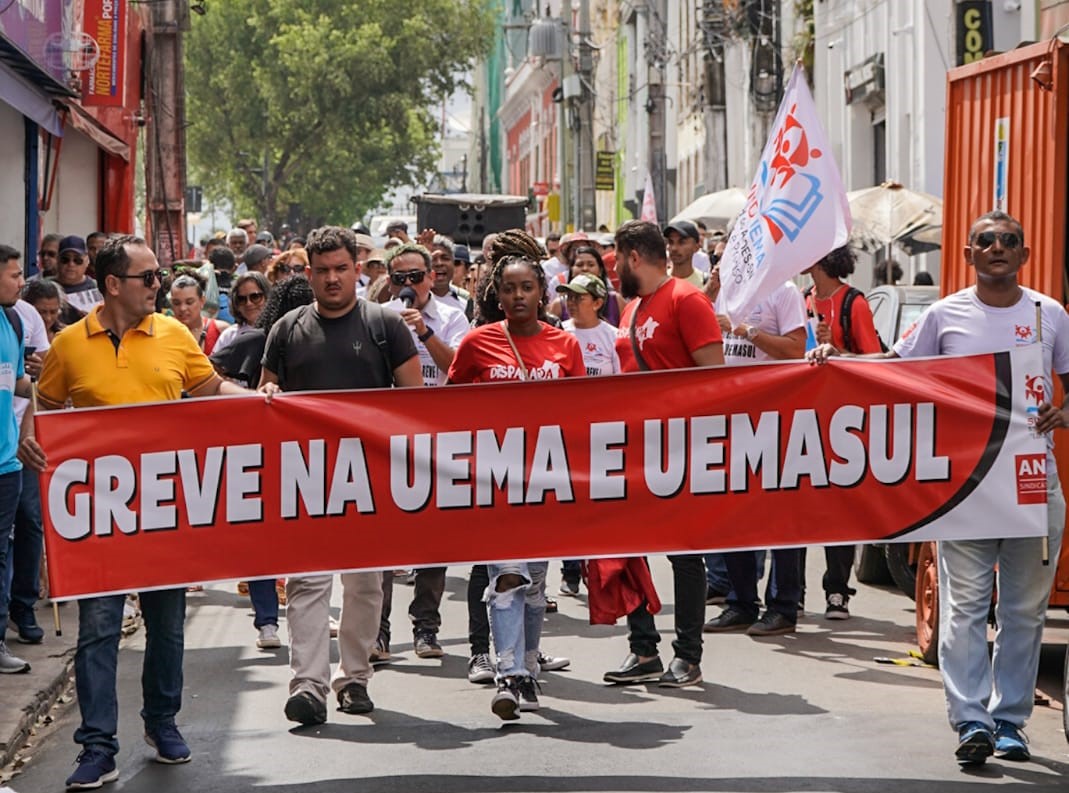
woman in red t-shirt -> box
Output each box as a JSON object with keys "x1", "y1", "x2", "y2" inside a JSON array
[{"x1": 447, "y1": 251, "x2": 583, "y2": 721}]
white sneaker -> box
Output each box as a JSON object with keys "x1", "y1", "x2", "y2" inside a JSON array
[
  {"x1": 537, "y1": 651, "x2": 570, "y2": 672},
  {"x1": 0, "y1": 639, "x2": 30, "y2": 674},
  {"x1": 256, "y1": 624, "x2": 281, "y2": 649}
]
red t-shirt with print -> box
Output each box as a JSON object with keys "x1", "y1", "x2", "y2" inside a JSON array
[
  {"x1": 615, "y1": 277, "x2": 722, "y2": 371},
  {"x1": 805, "y1": 286, "x2": 883, "y2": 354},
  {"x1": 447, "y1": 321, "x2": 586, "y2": 383}
]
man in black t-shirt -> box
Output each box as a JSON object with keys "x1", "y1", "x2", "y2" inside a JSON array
[{"x1": 259, "y1": 226, "x2": 421, "y2": 726}]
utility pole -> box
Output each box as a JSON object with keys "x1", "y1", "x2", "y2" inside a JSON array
[
  {"x1": 702, "y1": 1, "x2": 729, "y2": 193},
  {"x1": 648, "y1": 0, "x2": 668, "y2": 223},
  {"x1": 576, "y1": 0, "x2": 596, "y2": 230},
  {"x1": 144, "y1": 0, "x2": 188, "y2": 266}
]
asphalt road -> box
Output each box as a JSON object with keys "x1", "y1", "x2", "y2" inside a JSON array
[{"x1": 7, "y1": 551, "x2": 1069, "y2": 793}]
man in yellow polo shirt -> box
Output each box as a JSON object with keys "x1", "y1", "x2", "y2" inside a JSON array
[{"x1": 21, "y1": 234, "x2": 248, "y2": 791}]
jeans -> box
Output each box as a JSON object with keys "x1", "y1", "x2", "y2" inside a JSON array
[
  {"x1": 0, "y1": 470, "x2": 22, "y2": 628},
  {"x1": 73, "y1": 588, "x2": 186, "y2": 755},
  {"x1": 706, "y1": 550, "x2": 767, "y2": 599},
  {"x1": 725, "y1": 548, "x2": 801, "y2": 621},
  {"x1": 485, "y1": 561, "x2": 547, "y2": 679},
  {"x1": 822, "y1": 545, "x2": 856, "y2": 597},
  {"x1": 467, "y1": 564, "x2": 490, "y2": 655},
  {"x1": 379, "y1": 567, "x2": 446, "y2": 645},
  {"x1": 8, "y1": 469, "x2": 40, "y2": 622},
  {"x1": 626, "y1": 554, "x2": 705, "y2": 665},
  {"x1": 938, "y1": 465, "x2": 1065, "y2": 730},
  {"x1": 248, "y1": 578, "x2": 279, "y2": 629}
]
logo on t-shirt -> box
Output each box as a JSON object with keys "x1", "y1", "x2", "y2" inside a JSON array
[
  {"x1": 1015, "y1": 324, "x2": 1033, "y2": 343},
  {"x1": 488, "y1": 360, "x2": 564, "y2": 380},
  {"x1": 634, "y1": 317, "x2": 660, "y2": 350}
]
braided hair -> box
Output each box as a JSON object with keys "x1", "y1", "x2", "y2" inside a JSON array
[
  {"x1": 255, "y1": 275, "x2": 315, "y2": 331},
  {"x1": 474, "y1": 229, "x2": 548, "y2": 326}
]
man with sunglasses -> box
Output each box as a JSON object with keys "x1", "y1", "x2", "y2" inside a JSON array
[
  {"x1": 21, "y1": 235, "x2": 250, "y2": 790},
  {"x1": 54, "y1": 236, "x2": 103, "y2": 316},
  {"x1": 36, "y1": 233, "x2": 62, "y2": 278},
  {"x1": 808, "y1": 210, "x2": 1069, "y2": 767}
]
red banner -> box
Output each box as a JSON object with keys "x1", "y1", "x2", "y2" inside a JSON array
[
  {"x1": 80, "y1": 0, "x2": 126, "y2": 107},
  {"x1": 37, "y1": 348, "x2": 1047, "y2": 599}
]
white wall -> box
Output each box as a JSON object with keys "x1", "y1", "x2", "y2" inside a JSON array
[
  {"x1": 41, "y1": 128, "x2": 100, "y2": 238},
  {"x1": 0, "y1": 102, "x2": 26, "y2": 255}
]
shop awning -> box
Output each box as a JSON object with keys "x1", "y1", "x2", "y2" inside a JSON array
[
  {"x1": 0, "y1": 60, "x2": 62, "y2": 136},
  {"x1": 63, "y1": 102, "x2": 131, "y2": 161}
]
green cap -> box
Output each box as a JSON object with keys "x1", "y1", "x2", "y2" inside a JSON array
[{"x1": 556, "y1": 272, "x2": 607, "y2": 300}]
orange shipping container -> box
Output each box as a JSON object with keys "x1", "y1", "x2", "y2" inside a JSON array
[{"x1": 941, "y1": 38, "x2": 1069, "y2": 604}]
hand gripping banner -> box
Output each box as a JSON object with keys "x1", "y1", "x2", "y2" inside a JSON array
[{"x1": 37, "y1": 346, "x2": 1047, "y2": 599}]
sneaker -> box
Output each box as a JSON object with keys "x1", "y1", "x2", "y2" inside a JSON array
[
  {"x1": 65, "y1": 747, "x2": 118, "y2": 790},
  {"x1": 468, "y1": 653, "x2": 495, "y2": 684},
  {"x1": 537, "y1": 651, "x2": 570, "y2": 672},
  {"x1": 0, "y1": 639, "x2": 31, "y2": 674},
  {"x1": 658, "y1": 657, "x2": 703, "y2": 688},
  {"x1": 558, "y1": 578, "x2": 580, "y2": 596},
  {"x1": 9, "y1": 610, "x2": 45, "y2": 644},
  {"x1": 337, "y1": 682, "x2": 374, "y2": 715},
  {"x1": 284, "y1": 691, "x2": 327, "y2": 726},
  {"x1": 414, "y1": 631, "x2": 444, "y2": 658},
  {"x1": 705, "y1": 586, "x2": 729, "y2": 605},
  {"x1": 702, "y1": 607, "x2": 756, "y2": 633},
  {"x1": 545, "y1": 597, "x2": 558, "y2": 613},
  {"x1": 825, "y1": 593, "x2": 850, "y2": 620},
  {"x1": 955, "y1": 721, "x2": 995, "y2": 765},
  {"x1": 143, "y1": 722, "x2": 191, "y2": 764},
  {"x1": 370, "y1": 637, "x2": 391, "y2": 665},
  {"x1": 994, "y1": 720, "x2": 1030, "y2": 761},
  {"x1": 746, "y1": 611, "x2": 796, "y2": 637},
  {"x1": 256, "y1": 624, "x2": 281, "y2": 649},
  {"x1": 328, "y1": 616, "x2": 339, "y2": 638},
  {"x1": 517, "y1": 676, "x2": 541, "y2": 711},
  {"x1": 491, "y1": 677, "x2": 521, "y2": 720},
  {"x1": 603, "y1": 653, "x2": 663, "y2": 684}
]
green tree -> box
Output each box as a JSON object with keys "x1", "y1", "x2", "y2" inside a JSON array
[{"x1": 185, "y1": 0, "x2": 496, "y2": 230}]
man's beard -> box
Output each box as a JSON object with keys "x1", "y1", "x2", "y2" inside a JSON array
[{"x1": 619, "y1": 266, "x2": 640, "y2": 299}]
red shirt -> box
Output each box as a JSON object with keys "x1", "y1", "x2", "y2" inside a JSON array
[
  {"x1": 448, "y1": 321, "x2": 586, "y2": 383},
  {"x1": 615, "y1": 277, "x2": 722, "y2": 371},
  {"x1": 805, "y1": 286, "x2": 883, "y2": 354}
]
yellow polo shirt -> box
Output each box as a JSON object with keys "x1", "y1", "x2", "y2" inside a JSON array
[{"x1": 37, "y1": 307, "x2": 220, "y2": 409}]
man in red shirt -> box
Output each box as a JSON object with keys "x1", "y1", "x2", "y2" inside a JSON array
[{"x1": 604, "y1": 220, "x2": 723, "y2": 688}]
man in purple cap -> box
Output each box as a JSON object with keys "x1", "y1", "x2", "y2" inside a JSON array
[{"x1": 55, "y1": 236, "x2": 103, "y2": 316}]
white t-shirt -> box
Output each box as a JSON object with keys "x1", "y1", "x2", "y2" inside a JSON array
[
  {"x1": 562, "y1": 318, "x2": 620, "y2": 376},
  {"x1": 543, "y1": 256, "x2": 568, "y2": 283},
  {"x1": 385, "y1": 295, "x2": 470, "y2": 386},
  {"x1": 13, "y1": 300, "x2": 50, "y2": 423},
  {"x1": 714, "y1": 281, "x2": 806, "y2": 364}
]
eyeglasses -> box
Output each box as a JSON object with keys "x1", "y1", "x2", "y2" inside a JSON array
[
  {"x1": 234, "y1": 291, "x2": 265, "y2": 306},
  {"x1": 390, "y1": 270, "x2": 427, "y2": 286},
  {"x1": 59, "y1": 254, "x2": 84, "y2": 265},
  {"x1": 277, "y1": 263, "x2": 306, "y2": 275},
  {"x1": 115, "y1": 269, "x2": 163, "y2": 287},
  {"x1": 974, "y1": 231, "x2": 1020, "y2": 250}
]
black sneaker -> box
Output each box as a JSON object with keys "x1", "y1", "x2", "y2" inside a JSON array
[
  {"x1": 746, "y1": 611, "x2": 796, "y2": 637},
  {"x1": 657, "y1": 657, "x2": 703, "y2": 688},
  {"x1": 491, "y1": 677, "x2": 521, "y2": 720},
  {"x1": 825, "y1": 593, "x2": 850, "y2": 620},
  {"x1": 284, "y1": 691, "x2": 327, "y2": 725},
  {"x1": 65, "y1": 747, "x2": 118, "y2": 790},
  {"x1": 337, "y1": 682, "x2": 374, "y2": 714},
  {"x1": 703, "y1": 607, "x2": 756, "y2": 632},
  {"x1": 517, "y1": 676, "x2": 541, "y2": 711},
  {"x1": 414, "y1": 631, "x2": 444, "y2": 658},
  {"x1": 603, "y1": 653, "x2": 663, "y2": 684}
]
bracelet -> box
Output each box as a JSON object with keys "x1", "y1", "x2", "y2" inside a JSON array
[{"x1": 417, "y1": 327, "x2": 435, "y2": 342}]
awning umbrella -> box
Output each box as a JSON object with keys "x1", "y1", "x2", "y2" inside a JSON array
[
  {"x1": 848, "y1": 181, "x2": 942, "y2": 256},
  {"x1": 672, "y1": 187, "x2": 748, "y2": 229}
]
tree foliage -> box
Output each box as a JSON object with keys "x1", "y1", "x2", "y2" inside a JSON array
[{"x1": 185, "y1": 0, "x2": 496, "y2": 229}]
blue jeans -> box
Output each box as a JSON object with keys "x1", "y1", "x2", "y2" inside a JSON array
[
  {"x1": 74, "y1": 589, "x2": 186, "y2": 755},
  {"x1": 705, "y1": 550, "x2": 767, "y2": 598},
  {"x1": 0, "y1": 469, "x2": 23, "y2": 628},
  {"x1": 938, "y1": 465, "x2": 1065, "y2": 730},
  {"x1": 485, "y1": 561, "x2": 547, "y2": 680},
  {"x1": 248, "y1": 578, "x2": 279, "y2": 629},
  {"x1": 9, "y1": 470, "x2": 42, "y2": 621}
]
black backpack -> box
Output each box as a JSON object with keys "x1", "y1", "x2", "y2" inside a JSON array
[{"x1": 804, "y1": 285, "x2": 889, "y2": 353}]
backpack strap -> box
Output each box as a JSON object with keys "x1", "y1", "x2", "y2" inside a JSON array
[
  {"x1": 360, "y1": 300, "x2": 394, "y2": 386},
  {"x1": 840, "y1": 287, "x2": 861, "y2": 353},
  {"x1": 3, "y1": 306, "x2": 23, "y2": 364}
]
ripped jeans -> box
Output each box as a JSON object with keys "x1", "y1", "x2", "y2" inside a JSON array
[{"x1": 484, "y1": 561, "x2": 547, "y2": 681}]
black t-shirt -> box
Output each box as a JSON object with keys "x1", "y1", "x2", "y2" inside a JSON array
[
  {"x1": 210, "y1": 327, "x2": 266, "y2": 388},
  {"x1": 262, "y1": 301, "x2": 417, "y2": 391}
]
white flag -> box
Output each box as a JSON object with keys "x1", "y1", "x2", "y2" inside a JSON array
[
  {"x1": 640, "y1": 172, "x2": 657, "y2": 223},
  {"x1": 719, "y1": 65, "x2": 851, "y2": 321}
]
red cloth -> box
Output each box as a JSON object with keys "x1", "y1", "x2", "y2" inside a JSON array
[
  {"x1": 584, "y1": 557, "x2": 662, "y2": 625},
  {"x1": 805, "y1": 287, "x2": 883, "y2": 354},
  {"x1": 447, "y1": 321, "x2": 586, "y2": 383},
  {"x1": 615, "y1": 277, "x2": 722, "y2": 371}
]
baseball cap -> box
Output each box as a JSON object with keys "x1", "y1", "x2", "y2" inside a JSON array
[
  {"x1": 556, "y1": 273, "x2": 607, "y2": 300},
  {"x1": 663, "y1": 219, "x2": 700, "y2": 242},
  {"x1": 243, "y1": 244, "x2": 273, "y2": 268},
  {"x1": 58, "y1": 235, "x2": 88, "y2": 255},
  {"x1": 453, "y1": 244, "x2": 471, "y2": 264},
  {"x1": 559, "y1": 231, "x2": 590, "y2": 247},
  {"x1": 354, "y1": 233, "x2": 375, "y2": 251}
]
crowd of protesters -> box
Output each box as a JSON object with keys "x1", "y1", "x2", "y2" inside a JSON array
[{"x1": 0, "y1": 210, "x2": 1063, "y2": 788}]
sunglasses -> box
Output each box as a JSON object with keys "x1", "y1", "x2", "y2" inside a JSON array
[
  {"x1": 115, "y1": 269, "x2": 163, "y2": 287},
  {"x1": 974, "y1": 231, "x2": 1020, "y2": 250},
  {"x1": 277, "y1": 263, "x2": 306, "y2": 275},
  {"x1": 234, "y1": 291, "x2": 265, "y2": 306},
  {"x1": 39, "y1": 250, "x2": 57, "y2": 258},
  {"x1": 59, "y1": 254, "x2": 84, "y2": 264},
  {"x1": 390, "y1": 270, "x2": 427, "y2": 286}
]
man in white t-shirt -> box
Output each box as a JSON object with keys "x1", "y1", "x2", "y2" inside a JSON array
[{"x1": 808, "y1": 211, "x2": 1069, "y2": 767}]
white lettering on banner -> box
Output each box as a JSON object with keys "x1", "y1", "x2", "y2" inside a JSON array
[
  {"x1": 590, "y1": 421, "x2": 627, "y2": 500},
  {"x1": 141, "y1": 451, "x2": 177, "y2": 532},
  {"x1": 280, "y1": 439, "x2": 326, "y2": 518},
  {"x1": 325, "y1": 438, "x2": 375, "y2": 515}
]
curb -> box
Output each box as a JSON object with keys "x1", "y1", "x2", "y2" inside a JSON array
[{"x1": 0, "y1": 645, "x2": 75, "y2": 770}]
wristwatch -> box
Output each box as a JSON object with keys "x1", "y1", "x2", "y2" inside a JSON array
[
  {"x1": 418, "y1": 327, "x2": 435, "y2": 342},
  {"x1": 745, "y1": 325, "x2": 759, "y2": 341}
]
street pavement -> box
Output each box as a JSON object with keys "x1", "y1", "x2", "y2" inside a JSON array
[{"x1": 3, "y1": 551, "x2": 1067, "y2": 793}]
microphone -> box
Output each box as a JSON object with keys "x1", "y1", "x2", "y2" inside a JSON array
[{"x1": 399, "y1": 286, "x2": 417, "y2": 308}]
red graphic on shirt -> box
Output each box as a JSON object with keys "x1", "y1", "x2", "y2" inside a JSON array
[
  {"x1": 586, "y1": 342, "x2": 597, "y2": 352},
  {"x1": 1015, "y1": 325, "x2": 1032, "y2": 341},
  {"x1": 1024, "y1": 375, "x2": 1045, "y2": 406}
]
